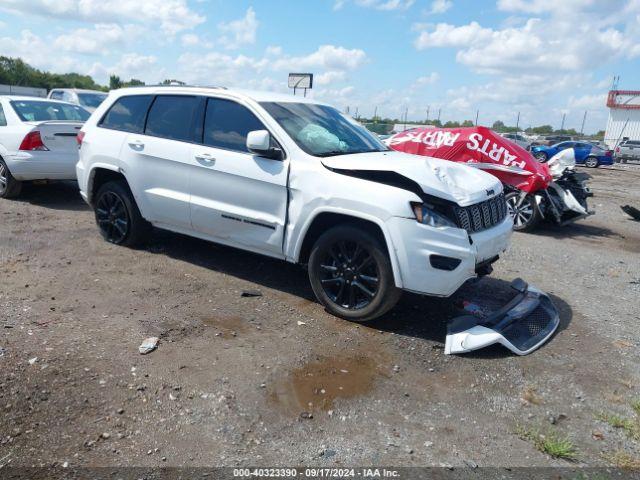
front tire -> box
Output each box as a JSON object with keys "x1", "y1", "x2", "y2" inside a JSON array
[
  {"x1": 584, "y1": 156, "x2": 599, "y2": 168},
  {"x1": 506, "y1": 191, "x2": 541, "y2": 232},
  {"x1": 308, "y1": 225, "x2": 401, "y2": 322},
  {"x1": 94, "y1": 180, "x2": 150, "y2": 247},
  {"x1": 0, "y1": 159, "x2": 23, "y2": 199}
]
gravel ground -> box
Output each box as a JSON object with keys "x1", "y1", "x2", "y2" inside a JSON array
[{"x1": 0, "y1": 164, "x2": 639, "y2": 469}]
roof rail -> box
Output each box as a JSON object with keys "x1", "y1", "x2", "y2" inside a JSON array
[{"x1": 121, "y1": 84, "x2": 227, "y2": 90}]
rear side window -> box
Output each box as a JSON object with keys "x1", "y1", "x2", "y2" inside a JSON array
[
  {"x1": 0, "y1": 104, "x2": 6, "y2": 126},
  {"x1": 50, "y1": 91, "x2": 63, "y2": 100},
  {"x1": 145, "y1": 95, "x2": 199, "y2": 142},
  {"x1": 100, "y1": 95, "x2": 153, "y2": 133},
  {"x1": 203, "y1": 98, "x2": 265, "y2": 152},
  {"x1": 10, "y1": 100, "x2": 90, "y2": 121}
]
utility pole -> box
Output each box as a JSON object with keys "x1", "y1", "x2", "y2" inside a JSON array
[
  {"x1": 354, "y1": 107, "x2": 359, "y2": 120},
  {"x1": 475, "y1": 109, "x2": 479, "y2": 126},
  {"x1": 403, "y1": 106, "x2": 408, "y2": 131},
  {"x1": 580, "y1": 110, "x2": 587, "y2": 136},
  {"x1": 516, "y1": 111, "x2": 520, "y2": 131},
  {"x1": 426, "y1": 105, "x2": 430, "y2": 122},
  {"x1": 373, "y1": 106, "x2": 378, "y2": 122},
  {"x1": 437, "y1": 108, "x2": 441, "y2": 123},
  {"x1": 560, "y1": 113, "x2": 566, "y2": 132}
]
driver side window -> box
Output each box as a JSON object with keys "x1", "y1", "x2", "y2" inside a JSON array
[
  {"x1": 203, "y1": 98, "x2": 266, "y2": 153},
  {"x1": 0, "y1": 104, "x2": 6, "y2": 126}
]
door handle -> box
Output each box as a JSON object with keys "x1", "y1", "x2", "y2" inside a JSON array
[
  {"x1": 128, "y1": 140, "x2": 145, "y2": 151},
  {"x1": 195, "y1": 153, "x2": 216, "y2": 165}
]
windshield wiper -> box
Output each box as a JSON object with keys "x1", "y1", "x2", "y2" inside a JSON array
[
  {"x1": 316, "y1": 150, "x2": 353, "y2": 157},
  {"x1": 317, "y1": 149, "x2": 386, "y2": 158}
]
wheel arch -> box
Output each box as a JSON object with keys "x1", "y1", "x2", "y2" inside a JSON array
[
  {"x1": 87, "y1": 165, "x2": 129, "y2": 205},
  {"x1": 293, "y1": 209, "x2": 403, "y2": 289}
]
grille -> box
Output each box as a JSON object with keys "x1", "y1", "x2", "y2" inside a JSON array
[
  {"x1": 500, "y1": 303, "x2": 555, "y2": 351},
  {"x1": 452, "y1": 193, "x2": 508, "y2": 233}
]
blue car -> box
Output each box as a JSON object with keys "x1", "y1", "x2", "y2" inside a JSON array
[{"x1": 531, "y1": 141, "x2": 613, "y2": 168}]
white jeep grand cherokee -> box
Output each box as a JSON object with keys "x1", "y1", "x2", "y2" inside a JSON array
[{"x1": 76, "y1": 86, "x2": 512, "y2": 321}]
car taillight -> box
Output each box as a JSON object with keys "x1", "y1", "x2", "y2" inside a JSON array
[
  {"x1": 77, "y1": 131, "x2": 85, "y2": 146},
  {"x1": 19, "y1": 131, "x2": 49, "y2": 151},
  {"x1": 605, "y1": 150, "x2": 612, "y2": 157},
  {"x1": 615, "y1": 147, "x2": 620, "y2": 153}
]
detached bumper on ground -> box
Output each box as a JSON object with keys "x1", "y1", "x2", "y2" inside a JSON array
[{"x1": 445, "y1": 278, "x2": 560, "y2": 355}]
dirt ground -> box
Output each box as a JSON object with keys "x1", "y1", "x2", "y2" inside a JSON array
[{"x1": 1, "y1": 164, "x2": 639, "y2": 469}]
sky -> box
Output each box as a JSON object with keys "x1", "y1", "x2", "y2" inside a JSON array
[{"x1": 0, "y1": 0, "x2": 639, "y2": 133}]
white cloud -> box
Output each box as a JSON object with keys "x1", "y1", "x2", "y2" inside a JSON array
[
  {"x1": 315, "y1": 71, "x2": 347, "y2": 85},
  {"x1": 426, "y1": 0, "x2": 452, "y2": 14},
  {"x1": 414, "y1": 22, "x2": 492, "y2": 49},
  {"x1": 0, "y1": 0, "x2": 204, "y2": 34},
  {"x1": 89, "y1": 53, "x2": 162, "y2": 83},
  {"x1": 0, "y1": 29, "x2": 83, "y2": 73},
  {"x1": 337, "y1": 0, "x2": 415, "y2": 10},
  {"x1": 181, "y1": 33, "x2": 213, "y2": 48},
  {"x1": 265, "y1": 46, "x2": 283, "y2": 56},
  {"x1": 414, "y1": 13, "x2": 640, "y2": 75},
  {"x1": 218, "y1": 7, "x2": 258, "y2": 50},
  {"x1": 497, "y1": 0, "x2": 590, "y2": 14},
  {"x1": 412, "y1": 72, "x2": 440, "y2": 87},
  {"x1": 568, "y1": 93, "x2": 607, "y2": 110},
  {"x1": 54, "y1": 24, "x2": 132, "y2": 55},
  {"x1": 273, "y1": 45, "x2": 367, "y2": 71}
]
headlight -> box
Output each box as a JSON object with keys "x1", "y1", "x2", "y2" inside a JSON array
[{"x1": 411, "y1": 203, "x2": 457, "y2": 228}]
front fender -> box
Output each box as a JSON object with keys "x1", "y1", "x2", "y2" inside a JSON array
[{"x1": 288, "y1": 206, "x2": 405, "y2": 289}]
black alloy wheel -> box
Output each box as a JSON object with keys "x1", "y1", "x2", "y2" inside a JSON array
[
  {"x1": 96, "y1": 190, "x2": 130, "y2": 244},
  {"x1": 308, "y1": 225, "x2": 401, "y2": 322},
  {"x1": 318, "y1": 240, "x2": 380, "y2": 310},
  {"x1": 93, "y1": 180, "x2": 150, "y2": 247}
]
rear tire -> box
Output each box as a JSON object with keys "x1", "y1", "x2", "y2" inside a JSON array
[
  {"x1": 584, "y1": 156, "x2": 599, "y2": 168},
  {"x1": 308, "y1": 225, "x2": 401, "y2": 322},
  {"x1": 0, "y1": 158, "x2": 23, "y2": 199},
  {"x1": 94, "y1": 180, "x2": 151, "y2": 247},
  {"x1": 506, "y1": 192, "x2": 541, "y2": 232}
]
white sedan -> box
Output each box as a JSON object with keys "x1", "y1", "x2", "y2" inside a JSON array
[{"x1": 0, "y1": 96, "x2": 90, "y2": 198}]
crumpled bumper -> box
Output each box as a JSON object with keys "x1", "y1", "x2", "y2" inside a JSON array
[{"x1": 445, "y1": 279, "x2": 560, "y2": 355}]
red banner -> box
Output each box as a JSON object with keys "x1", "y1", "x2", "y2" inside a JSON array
[{"x1": 387, "y1": 126, "x2": 551, "y2": 193}]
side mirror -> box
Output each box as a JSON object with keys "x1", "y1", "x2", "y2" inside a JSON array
[{"x1": 246, "y1": 130, "x2": 283, "y2": 160}]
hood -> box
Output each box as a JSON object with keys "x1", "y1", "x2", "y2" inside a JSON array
[{"x1": 321, "y1": 150, "x2": 502, "y2": 207}]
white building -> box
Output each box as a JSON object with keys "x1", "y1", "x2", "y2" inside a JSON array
[
  {"x1": 0, "y1": 84, "x2": 47, "y2": 97},
  {"x1": 604, "y1": 90, "x2": 640, "y2": 148}
]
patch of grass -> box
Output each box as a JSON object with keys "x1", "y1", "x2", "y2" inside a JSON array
[
  {"x1": 516, "y1": 424, "x2": 578, "y2": 460},
  {"x1": 631, "y1": 398, "x2": 640, "y2": 416},
  {"x1": 596, "y1": 412, "x2": 640, "y2": 440},
  {"x1": 603, "y1": 450, "x2": 640, "y2": 469}
]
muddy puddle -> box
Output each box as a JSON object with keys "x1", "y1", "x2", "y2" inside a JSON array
[
  {"x1": 269, "y1": 354, "x2": 385, "y2": 414},
  {"x1": 201, "y1": 314, "x2": 249, "y2": 338}
]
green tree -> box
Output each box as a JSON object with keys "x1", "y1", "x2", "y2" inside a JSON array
[
  {"x1": 531, "y1": 124, "x2": 554, "y2": 134},
  {"x1": 109, "y1": 75, "x2": 122, "y2": 90},
  {"x1": 0, "y1": 56, "x2": 106, "y2": 91},
  {"x1": 161, "y1": 79, "x2": 186, "y2": 85},
  {"x1": 492, "y1": 120, "x2": 506, "y2": 131},
  {"x1": 461, "y1": 120, "x2": 474, "y2": 127},
  {"x1": 123, "y1": 78, "x2": 145, "y2": 87},
  {"x1": 443, "y1": 120, "x2": 461, "y2": 128}
]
